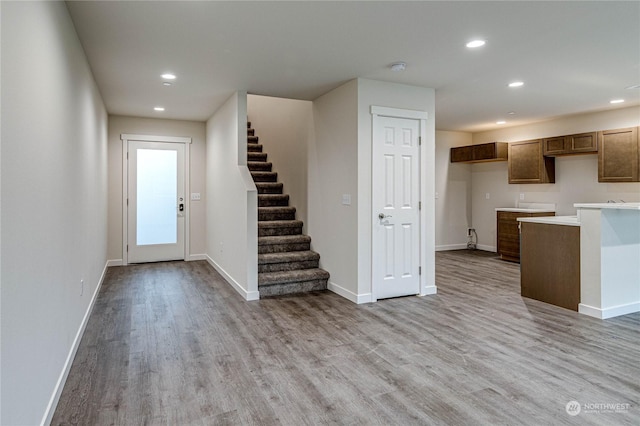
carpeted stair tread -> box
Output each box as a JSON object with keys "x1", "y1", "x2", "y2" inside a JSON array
[
  {"x1": 247, "y1": 144, "x2": 263, "y2": 152},
  {"x1": 258, "y1": 207, "x2": 296, "y2": 221},
  {"x1": 258, "y1": 280, "x2": 328, "y2": 297},
  {"x1": 258, "y1": 219, "x2": 301, "y2": 229},
  {"x1": 248, "y1": 128, "x2": 255, "y2": 136},
  {"x1": 248, "y1": 152, "x2": 267, "y2": 161},
  {"x1": 255, "y1": 182, "x2": 283, "y2": 194},
  {"x1": 248, "y1": 136, "x2": 259, "y2": 143},
  {"x1": 258, "y1": 235, "x2": 310, "y2": 245},
  {"x1": 258, "y1": 250, "x2": 320, "y2": 264},
  {"x1": 248, "y1": 161, "x2": 272, "y2": 171},
  {"x1": 251, "y1": 171, "x2": 278, "y2": 182},
  {"x1": 258, "y1": 268, "x2": 330, "y2": 286},
  {"x1": 258, "y1": 194, "x2": 289, "y2": 207}
]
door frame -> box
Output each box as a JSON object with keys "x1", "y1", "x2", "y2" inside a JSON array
[
  {"x1": 370, "y1": 106, "x2": 429, "y2": 301},
  {"x1": 121, "y1": 134, "x2": 192, "y2": 265}
]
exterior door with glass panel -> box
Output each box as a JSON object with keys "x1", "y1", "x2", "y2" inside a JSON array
[{"x1": 127, "y1": 140, "x2": 185, "y2": 263}]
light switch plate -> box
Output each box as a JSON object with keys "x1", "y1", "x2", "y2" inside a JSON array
[
  {"x1": 342, "y1": 194, "x2": 351, "y2": 205},
  {"x1": 191, "y1": 193, "x2": 201, "y2": 201}
]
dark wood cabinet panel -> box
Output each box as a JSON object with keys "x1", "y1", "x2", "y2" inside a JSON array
[
  {"x1": 543, "y1": 132, "x2": 598, "y2": 156},
  {"x1": 508, "y1": 140, "x2": 555, "y2": 184},
  {"x1": 520, "y1": 222, "x2": 580, "y2": 311},
  {"x1": 598, "y1": 127, "x2": 639, "y2": 182},
  {"x1": 497, "y1": 211, "x2": 555, "y2": 262},
  {"x1": 450, "y1": 146, "x2": 473, "y2": 162},
  {"x1": 450, "y1": 142, "x2": 507, "y2": 163}
]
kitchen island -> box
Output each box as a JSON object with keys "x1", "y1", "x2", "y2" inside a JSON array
[
  {"x1": 518, "y1": 203, "x2": 639, "y2": 319},
  {"x1": 575, "y1": 203, "x2": 640, "y2": 319}
]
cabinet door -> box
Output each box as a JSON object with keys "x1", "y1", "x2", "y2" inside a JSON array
[
  {"x1": 509, "y1": 140, "x2": 555, "y2": 184},
  {"x1": 473, "y1": 143, "x2": 496, "y2": 161},
  {"x1": 568, "y1": 132, "x2": 598, "y2": 153},
  {"x1": 450, "y1": 146, "x2": 473, "y2": 163},
  {"x1": 598, "y1": 127, "x2": 639, "y2": 182},
  {"x1": 543, "y1": 136, "x2": 566, "y2": 156}
]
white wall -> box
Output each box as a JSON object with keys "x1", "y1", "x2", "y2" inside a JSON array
[
  {"x1": 107, "y1": 116, "x2": 207, "y2": 262},
  {"x1": 309, "y1": 80, "x2": 359, "y2": 300},
  {"x1": 357, "y1": 79, "x2": 436, "y2": 300},
  {"x1": 310, "y1": 79, "x2": 436, "y2": 303},
  {"x1": 247, "y1": 95, "x2": 312, "y2": 230},
  {"x1": 206, "y1": 92, "x2": 259, "y2": 300},
  {"x1": 1, "y1": 2, "x2": 108, "y2": 424},
  {"x1": 435, "y1": 131, "x2": 473, "y2": 250},
  {"x1": 469, "y1": 106, "x2": 640, "y2": 251}
]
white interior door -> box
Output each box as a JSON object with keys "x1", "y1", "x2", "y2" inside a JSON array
[
  {"x1": 127, "y1": 140, "x2": 185, "y2": 263},
  {"x1": 372, "y1": 116, "x2": 421, "y2": 299}
]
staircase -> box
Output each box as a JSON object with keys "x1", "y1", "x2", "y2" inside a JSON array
[{"x1": 247, "y1": 121, "x2": 330, "y2": 297}]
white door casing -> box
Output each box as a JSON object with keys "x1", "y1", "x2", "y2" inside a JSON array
[
  {"x1": 121, "y1": 134, "x2": 191, "y2": 265},
  {"x1": 372, "y1": 109, "x2": 424, "y2": 300}
]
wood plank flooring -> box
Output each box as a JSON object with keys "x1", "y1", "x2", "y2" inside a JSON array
[{"x1": 52, "y1": 250, "x2": 640, "y2": 425}]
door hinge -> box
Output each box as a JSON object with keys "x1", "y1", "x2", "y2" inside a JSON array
[
  {"x1": 126, "y1": 244, "x2": 129, "y2": 252},
  {"x1": 127, "y1": 152, "x2": 129, "y2": 160},
  {"x1": 419, "y1": 136, "x2": 422, "y2": 146},
  {"x1": 419, "y1": 266, "x2": 422, "y2": 275},
  {"x1": 127, "y1": 198, "x2": 129, "y2": 206},
  {"x1": 419, "y1": 201, "x2": 422, "y2": 210}
]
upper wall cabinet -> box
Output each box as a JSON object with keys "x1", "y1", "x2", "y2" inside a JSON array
[
  {"x1": 508, "y1": 139, "x2": 555, "y2": 184},
  {"x1": 450, "y1": 142, "x2": 508, "y2": 163},
  {"x1": 543, "y1": 132, "x2": 598, "y2": 156},
  {"x1": 598, "y1": 127, "x2": 639, "y2": 182}
]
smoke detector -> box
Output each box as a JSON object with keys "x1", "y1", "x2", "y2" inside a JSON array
[{"x1": 391, "y1": 62, "x2": 406, "y2": 72}]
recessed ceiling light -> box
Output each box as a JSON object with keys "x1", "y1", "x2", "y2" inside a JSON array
[
  {"x1": 390, "y1": 62, "x2": 406, "y2": 72},
  {"x1": 466, "y1": 40, "x2": 486, "y2": 48},
  {"x1": 610, "y1": 99, "x2": 625, "y2": 104},
  {"x1": 163, "y1": 82, "x2": 172, "y2": 86},
  {"x1": 508, "y1": 111, "x2": 516, "y2": 115},
  {"x1": 625, "y1": 84, "x2": 640, "y2": 90},
  {"x1": 496, "y1": 120, "x2": 506, "y2": 125},
  {"x1": 154, "y1": 107, "x2": 165, "y2": 111},
  {"x1": 161, "y1": 73, "x2": 176, "y2": 80},
  {"x1": 508, "y1": 81, "x2": 524, "y2": 88}
]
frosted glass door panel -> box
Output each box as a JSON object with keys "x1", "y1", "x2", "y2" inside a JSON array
[{"x1": 136, "y1": 149, "x2": 177, "y2": 245}]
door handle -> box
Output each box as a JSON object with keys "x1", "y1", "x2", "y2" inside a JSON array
[{"x1": 378, "y1": 213, "x2": 392, "y2": 220}]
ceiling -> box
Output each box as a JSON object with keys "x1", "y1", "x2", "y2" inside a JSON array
[{"x1": 66, "y1": 1, "x2": 640, "y2": 133}]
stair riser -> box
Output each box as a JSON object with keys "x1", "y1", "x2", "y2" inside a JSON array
[
  {"x1": 248, "y1": 128, "x2": 255, "y2": 136},
  {"x1": 251, "y1": 172, "x2": 278, "y2": 183},
  {"x1": 258, "y1": 197, "x2": 289, "y2": 207},
  {"x1": 248, "y1": 163, "x2": 273, "y2": 172},
  {"x1": 259, "y1": 211, "x2": 296, "y2": 221},
  {"x1": 259, "y1": 279, "x2": 328, "y2": 297},
  {"x1": 258, "y1": 226, "x2": 302, "y2": 237},
  {"x1": 247, "y1": 144, "x2": 263, "y2": 152},
  {"x1": 256, "y1": 185, "x2": 283, "y2": 194},
  {"x1": 248, "y1": 153, "x2": 267, "y2": 162},
  {"x1": 259, "y1": 260, "x2": 320, "y2": 273},
  {"x1": 248, "y1": 136, "x2": 259, "y2": 143},
  {"x1": 258, "y1": 242, "x2": 310, "y2": 254}
]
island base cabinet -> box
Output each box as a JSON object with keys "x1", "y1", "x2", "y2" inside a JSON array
[{"x1": 520, "y1": 222, "x2": 580, "y2": 311}]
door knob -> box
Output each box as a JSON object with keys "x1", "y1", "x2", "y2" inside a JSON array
[{"x1": 378, "y1": 213, "x2": 392, "y2": 220}]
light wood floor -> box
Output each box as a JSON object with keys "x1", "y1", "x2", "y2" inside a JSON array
[{"x1": 52, "y1": 250, "x2": 640, "y2": 425}]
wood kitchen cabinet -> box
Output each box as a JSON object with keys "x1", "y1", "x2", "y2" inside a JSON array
[
  {"x1": 520, "y1": 221, "x2": 580, "y2": 311},
  {"x1": 598, "y1": 127, "x2": 639, "y2": 182},
  {"x1": 543, "y1": 132, "x2": 598, "y2": 156},
  {"x1": 508, "y1": 139, "x2": 555, "y2": 183},
  {"x1": 450, "y1": 142, "x2": 508, "y2": 163},
  {"x1": 497, "y1": 211, "x2": 555, "y2": 262}
]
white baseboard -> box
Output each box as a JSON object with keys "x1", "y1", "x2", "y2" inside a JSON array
[
  {"x1": 476, "y1": 244, "x2": 496, "y2": 252},
  {"x1": 106, "y1": 259, "x2": 123, "y2": 267},
  {"x1": 327, "y1": 281, "x2": 373, "y2": 304},
  {"x1": 41, "y1": 260, "x2": 108, "y2": 426},
  {"x1": 435, "y1": 244, "x2": 467, "y2": 251},
  {"x1": 579, "y1": 301, "x2": 640, "y2": 319},
  {"x1": 206, "y1": 255, "x2": 259, "y2": 301},
  {"x1": 187, "y1": 254, "x2": 207, "y2": 261},
  {"x1": 421, "y1": 285, "x2": 438, "y2": 296}
]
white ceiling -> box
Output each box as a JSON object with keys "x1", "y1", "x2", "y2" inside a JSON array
[{"x1": 66, "y1": 1, "x2": 640, "y2": 132}]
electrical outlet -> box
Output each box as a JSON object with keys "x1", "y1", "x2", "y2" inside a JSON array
[
  {"x1": 520, "y1": 193, "x2": 525, "y2": 200},
  {"x1": 485, "y1": 193, "x2": 490, "y2": 200}
]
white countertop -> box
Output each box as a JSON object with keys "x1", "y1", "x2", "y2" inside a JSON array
[
  {"x1": 574, "y1": 202, "x2": 640, "y2": 210},
  {"x1": 518, "y1": 215, "x2": 580, "y2": 226},
  {"x1": 496, "y1": 208, "x2": 556, "y2": 213},
  {"x1": 496, "y1": 202, "x2": 556, "y2": 213}
]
